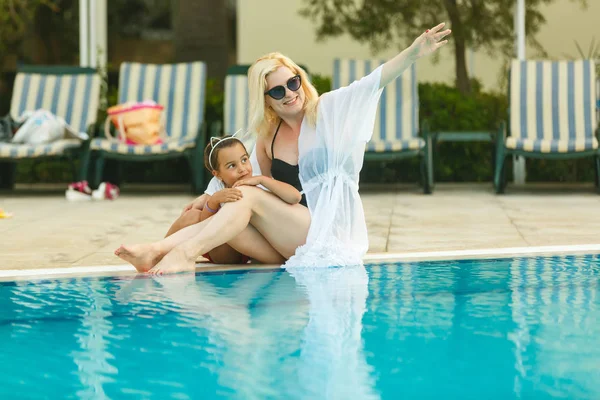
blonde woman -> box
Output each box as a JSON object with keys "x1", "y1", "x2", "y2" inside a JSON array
[{"x1": 116, "y1": 23, "x2": 451, "y2": 274}]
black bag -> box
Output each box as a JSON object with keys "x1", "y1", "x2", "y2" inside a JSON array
[{"x1": 0, "y1": 115, "x2": 20, "y2": 143}]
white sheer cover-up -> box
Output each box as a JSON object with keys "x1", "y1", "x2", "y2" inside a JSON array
[{"x1": 284, "y1": 65, "x2": 384, "y2": 268}]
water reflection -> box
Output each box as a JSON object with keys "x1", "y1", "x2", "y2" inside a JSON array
[
  {"x1": 508, "y1": 255, "x2": 600, "y2": 399},
  {"x1": 111, "y1": 270, "x2": 309, "y2": 399},
  {"x1": 363, "y1": 255, "x2": 600, "y2": 399},
  {"x1": 120, "y1": 265, "x2": 380, "y2": 399},
  {"x1": 72, "y1": 279, "x2": 116, "y2": 399},
  {"x1": 1, "y1": 254, "x2": 600, "y2": 399},
  {"x1": 288, "y1": 265, "x2": 379, "y2": 400}
]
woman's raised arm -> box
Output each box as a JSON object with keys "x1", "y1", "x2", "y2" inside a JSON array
[{"x1": 380, "y1": 22, "x2": 451, "y2": 89}]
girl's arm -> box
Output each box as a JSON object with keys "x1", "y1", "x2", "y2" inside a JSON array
[
  {"x1": 181, "y1": 193, "x2": 209, "y2": 215},
  {"x1": 233, "y1": 176, "x2": 301, "y2": 205},
  {"x1": 199, "y1": 195, "x2": 216, "y2": 222},
  {"x1": 200, "y1": 189, "x2": 244, "y2": 221}
]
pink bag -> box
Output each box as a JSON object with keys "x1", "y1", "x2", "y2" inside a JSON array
[{"x1": 104, "y1": 100, "x2": 165, "y2": 145}]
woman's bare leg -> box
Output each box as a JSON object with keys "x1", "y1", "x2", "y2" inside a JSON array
[
  {"x1": 206, "y1": 225, "x2": 287, "y2": 265},
  {"x1": 226, "y1": 224, "x2": 286, "y2": 265},
  {"x1": 149, "y1": 186, "x2": 310, "y2": 274},
  {"x1": 116, "y1": 188, "x2": 299, "y2": 271},
  {"x1": 165, "y1": 209, "x2": 277, "y2": 265}
]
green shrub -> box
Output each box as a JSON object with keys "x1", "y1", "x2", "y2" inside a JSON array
[
  {"x1": 310, "y1": 73, "x2": 332, "y2": 95},
  {"x1": 205, "y1": 78, "x2": 224, "y2": 135}
]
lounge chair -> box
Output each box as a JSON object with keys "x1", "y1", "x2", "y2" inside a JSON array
[
  {"x1": 0, "y1": 66, "x2": 101, "y2": 189},
  {"x1": 83, "y1": 62, "x2": 207, "y2": 193},
  {"x1": 494, "y1": 59, "x2": 598, "y2": 193}
]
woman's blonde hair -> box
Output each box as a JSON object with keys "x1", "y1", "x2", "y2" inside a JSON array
[{"x1": 247, "y1": 52, "x2": 319, "y2": 137}]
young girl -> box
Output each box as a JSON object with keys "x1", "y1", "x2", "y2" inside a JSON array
[{"x1": 164, "y1": 135, "x2": 302, "y2": 264}]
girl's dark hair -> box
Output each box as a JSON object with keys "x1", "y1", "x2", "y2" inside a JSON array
[{"x1": 203, "y1": 136, "x2": 245, "y2": 171}]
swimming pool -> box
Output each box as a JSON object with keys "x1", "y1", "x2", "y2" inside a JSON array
[{"x1": 1, "y1": 254, "x2": 599, "y2": 399}]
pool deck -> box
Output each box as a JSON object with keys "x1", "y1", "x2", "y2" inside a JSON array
[{"x1": 1, "y1": 182, "x2": 599, "y2": 279}]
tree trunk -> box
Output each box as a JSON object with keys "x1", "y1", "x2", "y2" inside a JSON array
[
  {"x1": 173, "y1": 0, "x2": 229, "y2": 87},
  {"x1": 453, "y1": 36, "x2": 470, "y2": 94},
  {"x1": 443, "y1": 0, "x2": 471, "y2": 94}
]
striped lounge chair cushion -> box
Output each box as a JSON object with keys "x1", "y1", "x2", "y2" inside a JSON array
[
  {"x1": 505, "y1": 137, "x2": 597, "y2": 153},
  {"x1": 116, "y1": 62, "x2": 206, "y2": 141},
  {"x1": 224, "y1": 74, "x2": 249, "y2": 136},
  {"x1": 90, "y1": 137, "x2": 196, "y2": 155},
  {"x1": 366, "y1": 138, "x2": 424, "y2": 152},
  {"x1": 508, "y1": 59, "x2": 598, "y2": 153},
  {"x1": 333, "y1": 59, "x2": 420, "y2": 153},
  {"x1": 0, "y1": 139, "x2": 82, "y2": 159}
]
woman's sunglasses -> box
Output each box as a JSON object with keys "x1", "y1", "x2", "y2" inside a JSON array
[{"x1": 264, "y1": 75, "x2": 302, "y2": 100}]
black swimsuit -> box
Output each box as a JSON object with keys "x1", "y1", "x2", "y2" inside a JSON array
[{"x1": 270, "y1": 120, "x2": 307, "y2": 207}]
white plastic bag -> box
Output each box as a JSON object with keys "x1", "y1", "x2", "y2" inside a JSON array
[{"x1": 11, "y1": 110, "x2": 88, "y2": 144}]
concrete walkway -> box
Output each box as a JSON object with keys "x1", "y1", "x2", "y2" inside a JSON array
[{"x1": 1, "y1": 183, "x2": 599, "y2": 271}]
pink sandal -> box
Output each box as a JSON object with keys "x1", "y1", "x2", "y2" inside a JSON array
[
  {"x1": 65, "y1": 180, "x2": 93, "y2": 201},
  {"x1": 92, "y1": 182, "x2": 120, "y2": 200}
]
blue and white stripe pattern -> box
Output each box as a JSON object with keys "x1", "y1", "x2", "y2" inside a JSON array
[
  {"x1": 333, "y1": 59, "x2": 422, "y2": 153},
  {"x1": 90, "y1": 136, "x2": 196, "y2": 155},
  {"x1": 0, "y1": 139, "x2": 83, "y2": 159},
  {"x1": 91, "y1": 62, "x2": 206, "y2": 154},
  {"x1": 1, "y1": 70, "x2": 100, "y2": 159},
  {"x1": 224, "y1": 74, "x2": 250, "y2": 136},
  {"x1": 509, "y1": 254, "x2": 598, "y2": 378},
  {"x1": 507, "y1": 59, "x2": 598, "y2": 153},
  {"x1": 596, "y1": 77, "x2": 600, "y2": 124},
  {"x1": 9, "y1": 71, "x2": 100, "y2": 133}
]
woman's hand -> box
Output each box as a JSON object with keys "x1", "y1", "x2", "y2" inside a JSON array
[
  {"x1": 380, "y1": 22, "x2": 451, "y2": 89},
  {"x1": 232, "y1": 176, "x2": 264, "y2": 188},
  {"x1": 409, "y1": 22, "x2": 451, "y2": 60}
]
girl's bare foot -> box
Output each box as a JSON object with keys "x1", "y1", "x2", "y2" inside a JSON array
[
  {"x1": 115, "y1": 243, "x2": 163, "y2": 272},
  {"x1": 148, "y1": 248, "x2": 196, "y2": 275}
]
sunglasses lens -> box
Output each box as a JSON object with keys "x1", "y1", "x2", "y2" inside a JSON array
[
  {"x1": 269, "y1": 86, "x2": 286, "y2": 100},
  {"x1": 288, "y1": 76, "x2": 301, "y2": 91}
]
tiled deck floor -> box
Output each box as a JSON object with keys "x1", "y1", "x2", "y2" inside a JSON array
[{"x1": 1, "y1": 183, "x2": 599, "y2": 271}]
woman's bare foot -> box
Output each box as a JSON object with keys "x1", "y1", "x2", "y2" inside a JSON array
[
  {"x1": 115, "y1": 243, "x2": 163, "y2": 272},
  {"x1": 148, "y1": 247, "x2": 196, "y2": 275}
]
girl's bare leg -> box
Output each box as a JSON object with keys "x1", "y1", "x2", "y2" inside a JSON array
[
  {"x1": 149, "y1": 186, "x2": 310, "y2": 274},
  {"x1": 165, "y1": 209, "x2": 203, "y2": 238}
]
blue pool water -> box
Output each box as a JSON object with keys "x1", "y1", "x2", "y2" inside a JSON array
[{"x1": 1, "y1": 254, "x2": 599, "y2": 399}]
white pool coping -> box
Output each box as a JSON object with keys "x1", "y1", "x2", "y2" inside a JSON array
[{"x1": 1, "y1": 243, "x2": 600, "y2": 282}]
